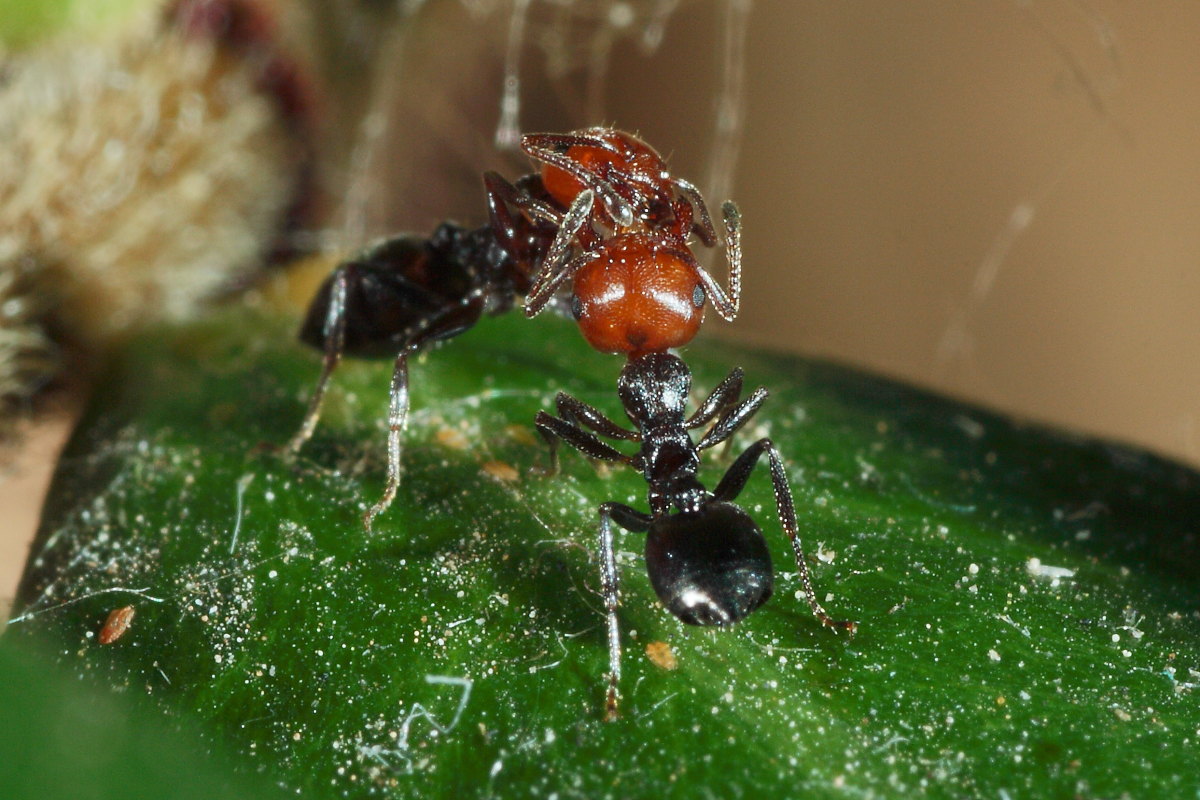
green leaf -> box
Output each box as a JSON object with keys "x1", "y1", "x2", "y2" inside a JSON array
[
  {"x1": 9, "y1": 307, "x2": 1200, "y2": 798},
  {"x1": 0, "y1": 640, "x2": 289, "y2": 799}
]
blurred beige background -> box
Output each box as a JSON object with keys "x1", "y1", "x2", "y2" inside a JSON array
[
  {"x1": 629, "y1": 0, "x2": 1200, "y2": 467},
  {"x1": 4, "y1": 0, "x2": 1199, "y2": 616}
]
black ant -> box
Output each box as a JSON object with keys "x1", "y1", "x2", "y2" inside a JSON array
[
  {"x1": 490, "y1": 130, "x2": 822, "y2": 719},
  {"x1": 288, "y1": 128, "x2": 741, "y2": 529},
  {"x1": 534, "y1": 350, "x2": 857, "y2": 720},
  {"x1": 283, "y1": 183, "x2": 561, "y2": 529}
]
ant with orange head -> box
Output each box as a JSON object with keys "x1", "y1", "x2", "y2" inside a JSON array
[
  {"x1": 488, "y1": 129, "x2": 852, "y2": 719},
  {"x1": 534, "y1": 351, "x2": 857, "y2": 720}
]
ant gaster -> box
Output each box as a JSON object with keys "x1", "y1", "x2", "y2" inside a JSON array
[{"x1": 536, "y1": 352, "x2": 857, "y2": 720}]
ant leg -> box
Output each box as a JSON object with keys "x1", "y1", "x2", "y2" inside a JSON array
[
  {"x1": 597, "y1": 501, "x2": 653, "y2": 720},
  {"x1": 285, "y1": 264, "x2": 348, "y2": 456},
  {"x1": 521, "y1": 133, "x2": 634, "y2": 227},
  {"x1": 713, "y1": 438, "x2": 857, "y2": 635},
  {"x1": 692, "y1": 201, "x2": 742, "y2": 322},
  {"x1": 483, "y1": 171, "x2": 561, "y2": 254},
  {"x1": 524, "y1": 190, "x2": 595, "y2": 317},
  {"x1": 695, "y1": 386, "x2": 767, "y2": 452},
  {"x1": 522, "y1": 130, "x2": 621, "y2": 158},
  {"x1": 555, "y1": 392, "x2": 640, "y2": 441},
  {"x1": 356, "y1": 293, "x2": 484, "y2": 530},
  {"x1": 671, "y1": 177, "x2": 719, "y2": 248},
  {"x1": 533, "y1": 410, "x2": 633, "y2": 475},
  {"x1": 687, "y1": 366, "x2": 749, "y2": 460},
  {"x1": 363, "y1": 350, "x2": 411, "y2": 532},
  {"x1": 685, "y1": 366, "x2": 744, "y2": 430},
  {"x1": 484, "y1": 171, "x2": 525, "y2": 257}
]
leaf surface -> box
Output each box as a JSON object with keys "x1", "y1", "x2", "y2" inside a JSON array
[{"x1": 10, "y1": 308, "x2": 1200, "y2": 798}]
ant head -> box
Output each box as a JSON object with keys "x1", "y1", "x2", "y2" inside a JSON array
[
  {"x1": 573, "y1": 238, "x2": 706, "y2": 356},
  {"x1": 644, "y1": 502, "x2": 773, "y2": 627}
]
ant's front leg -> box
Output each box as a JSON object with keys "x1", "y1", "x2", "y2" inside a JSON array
[
  {"x1": 713, "y1": 438, "x2": 857, "y2": 635},
  {"x1": 686, "y1": 366, "x2": 752, "y2": 460},
  {"x1": 694, "y1": 384, "x2": 767, "y2": 453},
  {"x1": 523, "y1": 189, "x2": 595, "y2": 317},
  {"x1": 686, "y1": 366, "x2": 745, "y2": 431},
  {"x1": 285, "y1": 263, "x2": 349, "y2": 457},
  {"x1": 554, "y1": 392, "x2": 640, "y2": 442},
  {"x1": 690, "y1": 200, "x2": 742, "y2": 322},
  {"x1": 597, "y1": 501, "x2": 652, "y2": 721},
  {"x1": 532, "y1": 408, "x2": 633, "y2": 476}
]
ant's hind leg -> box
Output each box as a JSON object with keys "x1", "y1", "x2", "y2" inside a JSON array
[
  {"x1": 285, "y1": 266, "x2": 349, "y2": 457},
  {"x1": 363, "y1": 351, "x2": 411, "y2": 532},
  {"x1": 597, "y1": 501, "x2": 652, "y2": 721},
  {"x1": 713, "y1": 438, "x2": 857, "y2": 635}
]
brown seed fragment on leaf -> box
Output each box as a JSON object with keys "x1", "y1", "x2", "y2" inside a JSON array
[
  {"x1": 482, "y1": 461, "x2": 519, "y2": 483},
  {"x1": 645, "y1": 641, "x2": 678, "y2": 670},
  {"x1": 435, "y1": 427, "x2": 469, "y2": 450},
  {"x1": 99, "y1": 605, "x2": 136, "y2": 645},
  {"x1": 505, "y1": 425, "x2": 538, "y2": 447}
]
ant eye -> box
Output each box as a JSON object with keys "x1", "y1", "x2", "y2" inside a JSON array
[
  {"x1": 692, "y1": 284, "x2": 706, "y2": 308},
  {"x1": 570, "y1": 294, "x2": 584, "y2": 320}
]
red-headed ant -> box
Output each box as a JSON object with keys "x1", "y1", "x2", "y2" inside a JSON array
[
  {"x1": 534, "y1": 351, "x2": 857, "y2": 720},
  {"x1": 497, "y1": 130, "x2": 849, "y2": 719}
]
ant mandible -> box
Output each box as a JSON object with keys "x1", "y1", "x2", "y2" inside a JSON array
[
  {"x1": 534, "y1": 350, "x2": 857, "y2": 720},
  {"x1": 485, "y1": 127, "x2": 743, "y2": 357}
]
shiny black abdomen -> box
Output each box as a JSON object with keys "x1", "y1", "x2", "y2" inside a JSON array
[
  {"x1": 299, "y1": 223, "x2": 513, "y2": 359},
  {"x1": 645, "y1": 502, "x2": 773, "y2": 626}
]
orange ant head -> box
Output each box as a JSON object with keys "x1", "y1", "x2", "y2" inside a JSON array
[{"x1": 570, "y1": 234, "x2": 706, "y2": 355}]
